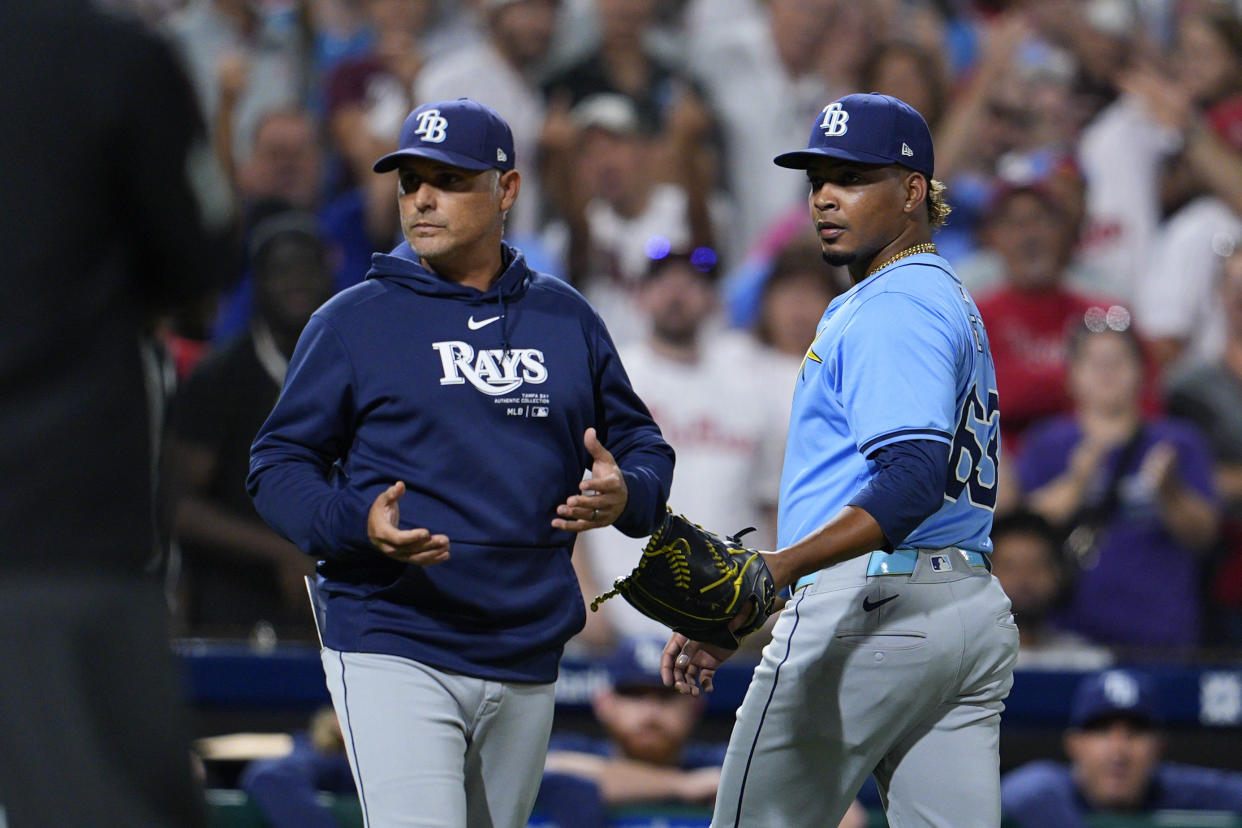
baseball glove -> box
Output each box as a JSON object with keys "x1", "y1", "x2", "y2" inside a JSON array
[{"x1": 590, "y1": 510, "x2": 777, "y2": 650}]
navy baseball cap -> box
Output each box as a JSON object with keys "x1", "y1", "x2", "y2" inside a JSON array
[
  {"x1": 773, "y1": 93, "x2": 934, "y2": 178},
  {"x1": 372, "y1": 98, "x2": 516, "y2": 174},
  {"x1": 606, "y1": 638, "x2": 670, "y2": 692},
  {"x1": 1069, "y1": 670, "x2": 1162, "y2": 728}
]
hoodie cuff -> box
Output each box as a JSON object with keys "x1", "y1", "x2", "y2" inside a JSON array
[
  {"x1": 316, "y1": 487, "x2": 375, "y2": 561},
  {"x1": 612, "y1": 468, "x2": 664, "y2": 538}
]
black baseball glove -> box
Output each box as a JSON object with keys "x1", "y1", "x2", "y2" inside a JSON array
[{"x1": 590, "y1": 510, "x2": 777, "y2": 650}]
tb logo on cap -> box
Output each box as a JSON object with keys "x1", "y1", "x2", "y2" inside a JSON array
[
  {"x1": 819, "y1": 102, "x2": 850, "y2": 137},
  {"x1": 414, "y1": 108, "x2": 449, "y2": 143}
]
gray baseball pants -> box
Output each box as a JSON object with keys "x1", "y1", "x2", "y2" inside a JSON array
[
  {"x1": 712, "y1": 549, "x2": 1018, "y2": 827},
  {"x1": 322, "y1": 648, "x2": 556, "y2": 828}
]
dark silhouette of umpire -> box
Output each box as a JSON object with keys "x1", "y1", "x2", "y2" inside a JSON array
[{"x1": 0, "y1": 2, "x2": 234, "y2": 824}]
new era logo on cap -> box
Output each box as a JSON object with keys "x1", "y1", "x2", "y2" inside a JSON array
[
  {"x1": 774, "y1": 93, "x2": 935, "y2": 177},
  {"x1": 373, "y1": 98, "x2": 516, "y2": 174}
]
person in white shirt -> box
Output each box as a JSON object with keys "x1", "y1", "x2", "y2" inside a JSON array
[
  {"x1": 415, "y1": 0, "x2": 559, "y2": 240},
  {"x1": 575, "y1": 249, "x2": 793, "y2": 644},
  {"x1": 686, "y1": 0, "x2": 838, "y2": 264}
]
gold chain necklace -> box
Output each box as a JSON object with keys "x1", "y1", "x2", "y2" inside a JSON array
[{"x1": 866, "y1": 242, "x2": 938, "y2": 277}]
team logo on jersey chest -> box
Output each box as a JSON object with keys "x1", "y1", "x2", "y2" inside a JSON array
[{"x1": 432, "y1": 340, "x2": 547, "y2": 395}]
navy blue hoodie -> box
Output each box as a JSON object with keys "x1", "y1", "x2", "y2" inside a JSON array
[{"x1": 249, "y1": 242, "x2": 673, "y2": 682}]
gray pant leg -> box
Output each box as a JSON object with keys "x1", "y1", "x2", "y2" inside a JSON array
[
  {"x1": 875, "y1": 575, "x2": 1017, "y2": 828},
  {"x1": 464, "y1": 681, "x2": 556, "y2": 828},
  {"x1": 323, "y1": 649, "x2": 469, "y2": 827},
  {"x1": 0, "y1": 577, "x2": 205, "y2": 828},
  {"x1": 322, "y1": 649, "x2": 555, "y2": 828},
  {"x1": 875, "y1": 697, "x2": 1006, "y2": 827},
  {"x1": 713, "y1": 553, "x2": 1017, "y2": 828},
  {"x1": 713, "y1": 578, "x2": 897, "y2": 828}
]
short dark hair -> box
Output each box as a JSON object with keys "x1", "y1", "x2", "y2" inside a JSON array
[
  {"x1": 991, "y1": 509, "x2": 1063, "y2": 551},
  {"x1": 248, "y1": 210, "x2": 325, "y2": 277},
  {"x1": 859, "y1": 40, "x2": 948, "y2": 128}
]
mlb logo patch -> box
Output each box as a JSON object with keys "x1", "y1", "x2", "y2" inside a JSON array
[{"x1": 929, "y1": 554, "x2": 951, "y2": 572}]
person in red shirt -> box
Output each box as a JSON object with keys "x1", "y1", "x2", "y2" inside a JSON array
[{"x1": 975, "y1": 182, "x2": 1116, "y2": 449}]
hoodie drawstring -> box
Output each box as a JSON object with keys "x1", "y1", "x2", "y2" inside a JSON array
[{"x1": 498, "y1": 290, "x2": 510, "y2": 356}]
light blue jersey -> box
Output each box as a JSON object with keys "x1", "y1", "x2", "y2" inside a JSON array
[{"x1": 777, "y1": 253, "x2": 999, "y2": 556}]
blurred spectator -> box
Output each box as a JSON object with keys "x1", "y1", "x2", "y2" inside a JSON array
[
  {"x1": 1133, "y1": 164, "x2": 1242, "y2": 373},
  {"x1": 218, "y1": 107, "x2": 375, "y2": 343},
  {"x1": 858, "y1": 38, "x2": 948, "y2": 132},
  {"x1": 988, "y1": 510, "x2": 1112, "y2": 670},
  {"x1": 415, "y1": 0, "x2": 560, "y2": 240},
  {"x1": 687, "y1": 0, "x2": 838, "y2": 264},
  {"x1": 974, "y1": 182, "x2": 1115, "y2": 448},
  {"x1": 0, "y1": 2, "x2": 234, "y2": 823},
  {"x1": 321, "y1": 37, "x2": 412, "y2": 282},
  {"x1": 543, "y1": 92, "x2": 719, "y2": 344},
  {"x1": 1129, "y1": 9, "x2": 1242, "y2": 370},
  {"x1": 1076, "y1": 4, "x2": 1242, "y2": 303},
  {"x1": 575, "y1": 250, "x2": 791, "y2": 646},
  {"x1": 1167, "y1": 247, "x2": 1242, "y2": 644},
  {"x1": 239, "y1": 706, "x2": 355, "y2": 828},
  {"x1": 752, "y1": 237, "x2": 846, "y2": 360},
  {"x1": 543, "y1": 0, "x2": 689, "y2": 133},
  {"x1": 1016, "y1": 314, "x2": 1219, "y2": 650},
  {"x1": 166, "y1": 212, "x2": 332, "y2": 642},
  {"x1": 1002, "y1": 669, "x2": 1242, "y2": 826},
  {"x1": 932, "y1": 12, "x2": 1087, "y2": 266},
  {"x1": 537, "y1": 638, "x2": 725, "y2": 826},
  {"x1": 166, "y1": 0, "x2": 303, "y2": 163},
  {"x1": 236, "y1": 107, "x2": 325, "y2": 212},
  {"x1": 543, "y1": 0, "x2": 720, "y2": 201},
  {"x1": 540, "y1": 638, "x2": 868, "y2": 828}
]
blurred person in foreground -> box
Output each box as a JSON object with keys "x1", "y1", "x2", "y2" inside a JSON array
[
  {"x1": 0, "y1": 1, "x2": 233, "y2": 824},
  {"x1": 538, "y1": 638, "x2": 865, "y2": 828},
  {"x1": 1016, "y1": 312, "x2": 1219, "y2": 650},
  {"x1": 1002, "y1": 668, "x2": 1242, "y2": 827}
]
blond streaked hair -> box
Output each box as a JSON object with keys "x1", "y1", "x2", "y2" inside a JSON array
[{"x1": 927, "y1": 178, "x2": 951, "y2": 229}]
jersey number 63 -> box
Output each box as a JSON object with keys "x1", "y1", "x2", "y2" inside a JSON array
[{"x1": 945, "y1": 387, "x2": 999, "y2": 510}]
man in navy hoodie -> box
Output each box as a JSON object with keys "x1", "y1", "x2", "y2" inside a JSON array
[{"x1": 248, "y1": 97, "x2": 674, "y2": 827}]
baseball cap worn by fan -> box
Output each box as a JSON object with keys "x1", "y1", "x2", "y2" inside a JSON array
[
  {"x1": 372, "y1": 98, "x2": 516, "y2": 174},
  {"x1": 773, "y1": 92, "x2": 934, "y2": 177},
  {"x1": 1069, "y1": 669, "x2": 1163, "y2": 729},
  {"x1": 571, "y1": 92, "x2": 642, "y2": 136},
  {"x1": 606, "y1": 638, "x2": 671, "y2": 694}
]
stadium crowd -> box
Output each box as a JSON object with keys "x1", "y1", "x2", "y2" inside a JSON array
[
  {"x1": 72, "y1": 0, "x2": 1242, "y2": 823},
  {"x1": 116, "y1": 0, "x2": 1242, "y2": 662}
]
